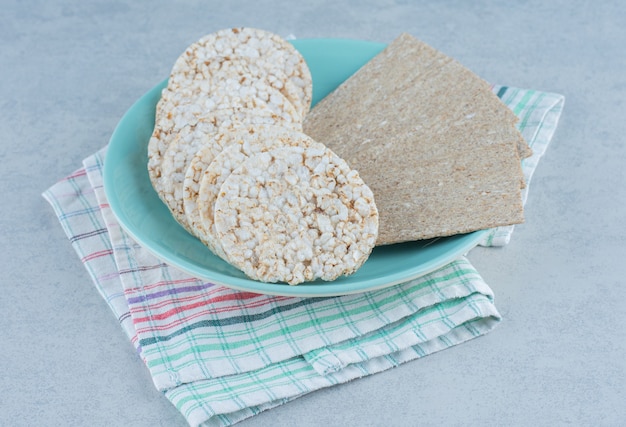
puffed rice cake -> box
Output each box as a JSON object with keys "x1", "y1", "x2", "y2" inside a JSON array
[
  {"x1": 148, "y1": 27, "x2": 311, "y2": 212},
  {"x1": 167, "y1": 27, "x2": 312, "y2": 120},
  {"x1": 156, "y1": 70, "x2": 303, "y2": 134},
  {"x1": 213, "y1": 145, "x2": 379, "y2": 285},
  {"x1": 149, "y1": 81, "x2": 302, "y2": 190},
  {"x1": 185, "y1": 125, "x2": 323, "y2": 259},
  {"x1": 157, "y1": 105, "x2": 303, "y2": 231}
]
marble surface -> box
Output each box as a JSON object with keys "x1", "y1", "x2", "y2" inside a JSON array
[{"x1": 2, "y1": 1, "x2": 625, "y2": 425}]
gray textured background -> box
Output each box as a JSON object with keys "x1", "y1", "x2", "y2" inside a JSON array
[{"x1": 2, "y1": 0, "x2": 625, "y2": 426}]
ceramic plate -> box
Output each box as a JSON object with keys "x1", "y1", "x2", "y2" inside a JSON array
[{"x1": 103, "y1": 38, "x2": 488, "y2": 297}]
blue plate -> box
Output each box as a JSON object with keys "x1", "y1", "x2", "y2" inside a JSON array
[{"x1": 103, "y1": 38, "x2": 488, "y2": 297}]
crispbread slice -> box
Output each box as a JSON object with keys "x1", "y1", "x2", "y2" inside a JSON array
[
  {"x1": 185, "y1": 125, "x2": 321, "y2": 258},
  {"x1": 213, "y1": 145, "x2": 378, "y2": 285},
  {"x1": 303, "y1": 33, "x2": 526, "y2": 245},
  {"x1": 516, "y1": 132, "x2": 533, "y2": 160}
]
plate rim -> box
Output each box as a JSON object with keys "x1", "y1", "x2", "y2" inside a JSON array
[{"x1": 103, "y1": 38, "x2": 489, "y2": 298}]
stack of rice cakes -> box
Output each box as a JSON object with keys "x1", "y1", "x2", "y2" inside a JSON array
[
  {"x1": 304, "y1": 33, "x2": 530, "y2": 245},
  {"x1": 148, "y1": 28, "x2": 379, "y2": 285}
]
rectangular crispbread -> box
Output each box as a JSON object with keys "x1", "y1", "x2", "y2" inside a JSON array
[{"x1": 303, "y1": 33, "x2": 528, "y2": 245}]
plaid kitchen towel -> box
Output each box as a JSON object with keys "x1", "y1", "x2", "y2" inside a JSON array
[{"x1": 43, "y1": 85, "x2": 564, "y2": 426}]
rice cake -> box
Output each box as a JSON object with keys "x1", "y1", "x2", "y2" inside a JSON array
[
  {"x1": 157, "y1": 105, "x2": 303, "y2": 231},
  {"x1": 303, "y1": 32, "x2": 527, "y2": 245},
  {"x1": 148, "y1": 27, "x2": 312, "y2": 194},
  {"x1": 168, "y1": 27, "x2": 312, "y2": 119},
  {"x1": 149, "y1": 117, "x2": 223, "y2": 208},
  {"x1": 149, "y1": 77, "x2": 302, "y2": 194},
  {"x1": 158, "y1": 59, "x2": 304, "y2": 131},
  {"x1": 185, "y1": 125, "x2": 322, "y2": 259},
  {"x1": 214, "y1": 145, "x2": 378, "y2": 285}
]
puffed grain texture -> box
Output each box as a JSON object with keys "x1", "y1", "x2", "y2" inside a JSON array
[
  {"x1": 186, "y1": 125, "x2": 322, "y2": 259},
  {"x1": 214, "y1": 145, "x2": 378, "y2": 285},
  {"x1": 168, "y1": 27, "x2": 312, "y2": 119},
  {"x1": 157, "y1": 105, "x2": 302, "y2": 231}
]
